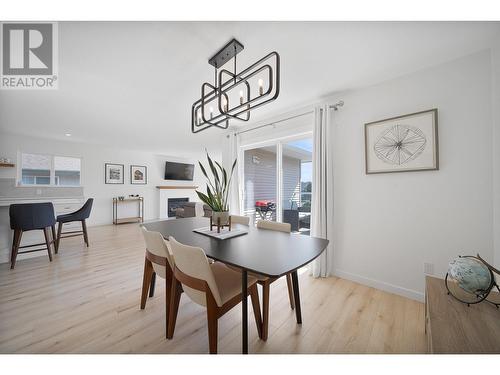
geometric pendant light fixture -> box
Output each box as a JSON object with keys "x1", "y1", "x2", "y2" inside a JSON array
[{"x1": 191, "y1": 38, "x2": 280, "y2": 133}]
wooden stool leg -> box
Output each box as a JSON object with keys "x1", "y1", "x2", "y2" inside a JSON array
[
  {"x1": 10, "y1": 229, "x2": 22, "y2": 270},
  {"x1": 250, "y1": 283, "x2": 263, "y2": 339},
  {"x1": 261, "y1": 281, "x2": 270, "y2": 341},
  {"x1": 56, "y1": 222, "x2": 63, "y2": 253},
  {"x1": 43, "y1": 227, "x2": 53, "y2": 262},
  {"x1": 140, "y1": 258, "x2": 154, "y2": 309},
  {"x1": 82, "y1": 220, "x2": 89, "y2": 247},
  {"x1": 51, "y1": 225, "x2": 57, "y2": 254},
  {"x1": 286, "y1": 273, "x2": 295, "y2": 310}
]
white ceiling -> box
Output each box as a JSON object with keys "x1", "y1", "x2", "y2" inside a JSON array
[{"x1": 1, "y1": 21, "x2": 499, "y2": 153}]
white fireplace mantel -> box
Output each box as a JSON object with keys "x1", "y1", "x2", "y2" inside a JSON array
[{"x1": 157, "y1": 186, "x2": 200, "y2": 219}]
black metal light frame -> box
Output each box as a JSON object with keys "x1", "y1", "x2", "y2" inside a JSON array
[{"x1": 191, "y1": 39, "x2": 280, "y2": 133}]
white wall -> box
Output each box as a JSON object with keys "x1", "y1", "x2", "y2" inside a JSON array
[
  {"x1": 329, "y1": 50, "x2": 493, "y2": 300},
  {"x1": 0, "y1": 133, "x2": 217, "y2": 226},
  {"x1": 492, "y1": 33, "x2": 500, "y2": 268}
]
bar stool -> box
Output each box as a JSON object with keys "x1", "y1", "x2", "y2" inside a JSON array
[
  {"x1": 9, "y1": 202, "x2": 57, "y2": 269},
  {"x1": 55, "y1": 198, "x2": 93, "y2": 253}
]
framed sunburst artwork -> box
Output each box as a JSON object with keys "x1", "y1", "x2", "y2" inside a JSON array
[{"x1": 364, "y1": 109, "x2": 439, "y2": 174}]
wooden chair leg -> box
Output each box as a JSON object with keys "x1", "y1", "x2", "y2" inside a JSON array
[
  {"x1": 206, "y1": 292, "x2": 218, "y2": 354},
  {"x1": 250, "y1": 283, "x2": 263, "y2": 339},
  {"x1": 56, "y1": 222, "x2": 63, "y2": 253},
  {"x1": 51, "y1": 225, "x2": 57, "y2": 254},
  {"x1": 140, "y1": 258, "x2": 154, "y2": 309},
  {"x1": 261, "y1": 280, "x2": 270, "y2": 341},
  {"x1": 167, "y1": 277, "x2": 182, "y2": 339},
  {"x1": 164, "y1": 270, "x2": 172, "y2": 339},
  {"x1": 43, "y1": 227, "x2": 53, "y2": 262},
  {"x1": 10, "y1": 229, "x2": 22, "y2": 270},
  {"x1": 149, "y1": 272, "x2": 156, "y2": 297},
  {"x1": 286, "y1": 273, "x2": 295, "y2": 310},
  {"x1": 82, "y1": 220, "x2": 89, "y2": 247}
]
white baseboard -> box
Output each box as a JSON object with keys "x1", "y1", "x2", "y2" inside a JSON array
[{"x1": 333, "y1": 268, "x2": 424, "y2": 302}]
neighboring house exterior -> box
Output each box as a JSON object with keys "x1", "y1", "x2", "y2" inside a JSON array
[
  {"x1": 21, "y1": 153, "x2": 81, "y2": 186},
  {"x1": 243, "y1": 146, "x2": 311, "y2": 227}
]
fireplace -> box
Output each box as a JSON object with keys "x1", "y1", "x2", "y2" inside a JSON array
[{"x1": 167, "y1": 197, "x2": 189, "y2": 218}]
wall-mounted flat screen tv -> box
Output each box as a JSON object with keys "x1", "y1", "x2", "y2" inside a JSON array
[{"x1": 164, "y1": 161, "x2": 194, "y2": 181}]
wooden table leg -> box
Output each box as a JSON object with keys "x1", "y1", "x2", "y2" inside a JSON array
[
  {"x1": 291, "y1": 270, "x2": 302, "y2": 324},
  {"x1": 242, "y1": 269, "x2": 248, "y2": 354}
]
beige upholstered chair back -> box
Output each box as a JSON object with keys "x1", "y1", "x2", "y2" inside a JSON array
[
  {"x1": 257, "y1": 220, "x2": 291, "y2": 233},
  {"x1": 168, "y1": 236, "x2": 223, "y2": 307},
  {"x1": 230, "y1": 215, "x2": 250, "y2": 226},
  {"x1": 141, "y1": 226, "x2": 174, "y2": 278}
]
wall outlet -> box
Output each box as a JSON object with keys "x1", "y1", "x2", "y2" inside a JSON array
[{"x1": 424, "y1": 262, "x2": 434, "y2": 275}]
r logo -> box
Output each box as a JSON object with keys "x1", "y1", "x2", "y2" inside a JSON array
[{"x1": 2, "y1": 23, "x2": 53, "y2": 75}]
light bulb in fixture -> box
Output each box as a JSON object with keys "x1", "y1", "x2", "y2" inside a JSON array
[
  {"x1": 209, "y1": 106, "x2": 214, "y2": 119},
  {"x1": 239, "y1": 90, "x2": 244, "y2": 105},
  {"x1": 222, "y1": 96, "x2": 228, "y2": 112},
  {"x1": 65, "y1": 133, "x2": 72, "y2": 137},
  {"x1": 258, "y1": 78, "x2": 264, "y2": 95},
  {"x1": 197, "y1": 112, "x2": 202, "y2": 125}
]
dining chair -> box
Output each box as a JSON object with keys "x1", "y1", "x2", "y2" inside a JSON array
[
  {"x1": 140, "y1": 226, "x2": 182, "y2": 339},
  {"x1": 255, "y1": 220, "x2": 294, "y2": 340},
  {"x1": 55, "y1": 198, "x2": 93, "y2": 253},
  {"x1": 230, "y1": 215, "x2": 250, "y2": 226},
  {"x1": 168, "y1": 236, "x2": 263, "y2": 354},
  {"x1": 9, "y1": 202, "x2": 57, "y2": 269}
]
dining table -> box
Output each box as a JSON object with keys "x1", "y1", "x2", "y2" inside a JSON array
[{"x1": 142, "y1": 216, "x2": 329, "y2": 354}]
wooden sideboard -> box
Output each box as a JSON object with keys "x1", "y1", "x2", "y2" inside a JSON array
[{"x1": 425, "y1": 275, "x2": 500, "y2": 353}]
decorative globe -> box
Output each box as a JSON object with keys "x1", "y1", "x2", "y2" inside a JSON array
[{"x1": 448, "y1": 257, "x2": 491, "y2": 295}]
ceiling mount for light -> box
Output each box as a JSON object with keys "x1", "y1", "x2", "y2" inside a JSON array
[{"x1": 191, "y1": 38, "x2": 280, "y2": 133}]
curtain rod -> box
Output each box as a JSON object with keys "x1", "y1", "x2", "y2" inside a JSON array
[
  {"x1": 231, "y1": 100, "x2": 343, "y2": 136},
  {"x1": 233, "y1": 110, "x2": 314, "y2": 136}
]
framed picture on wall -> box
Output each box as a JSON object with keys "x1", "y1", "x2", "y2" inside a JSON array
[
  {"x1": 130, "y1": 165, "x2": 147, "y2": 184},
  {"x1": 364, "y1": 108, "x2": 439, "y2": 174},
  {"x1": 105, "y1": 163, "x2": 124, "y2": 184}
]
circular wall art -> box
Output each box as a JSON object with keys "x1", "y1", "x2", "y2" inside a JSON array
[{"x1": 373, "y1": 124, "x2": 427, "y2": 165}]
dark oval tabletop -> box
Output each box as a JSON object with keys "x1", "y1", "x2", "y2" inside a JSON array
[{"x1": 143, "y1": 217, "x2": 329, "y2": 278}]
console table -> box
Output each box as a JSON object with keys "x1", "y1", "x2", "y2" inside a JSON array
[
  {"x1": 112, "y1": 197, "x2": 144, "y2": 225},
  {"x1": 425, "y1": 275, "x2": 500, "y2": 353}
]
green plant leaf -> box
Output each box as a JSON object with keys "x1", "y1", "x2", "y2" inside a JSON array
[
  {"x1": 206, "y1": 152, "x2": 220, "y2": 192},
  {"x1": 196, "y1": 191, "x2": 215, "y2": 210}
]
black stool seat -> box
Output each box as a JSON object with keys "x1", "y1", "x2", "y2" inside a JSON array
[
  {"x1": 9, "y1": 202, "x2": 57, "y2": 269},
  {"x1": 57, "y1": 198, "x2": 93, "y2": 223},
  {"x1": 55, "y1": 198, "x2": 93, "y2": 252}
]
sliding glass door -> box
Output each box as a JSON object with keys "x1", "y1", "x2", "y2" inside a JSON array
[
  {"x1": 282, "y1": 138, "x2": 312, "y2": 234},
  {"x1": 241, "y1": 134, "x2": 312, "y2": 234}
]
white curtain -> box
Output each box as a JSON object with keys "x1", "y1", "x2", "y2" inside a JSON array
[
  {"x1": 310, "y1": 105, "x2": 335, "y2": 277},
  {"x1": 224, "y1": 131, "x2": 241, "y2": 215}
]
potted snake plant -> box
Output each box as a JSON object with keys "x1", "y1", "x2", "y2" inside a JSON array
[{"x1": 196, "y1": 152, "x2": 237, "y2": 226}]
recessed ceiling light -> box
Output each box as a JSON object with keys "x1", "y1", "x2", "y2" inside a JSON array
[{"x1": 65, "y1": 133, "x2": 72, "y2": 137}]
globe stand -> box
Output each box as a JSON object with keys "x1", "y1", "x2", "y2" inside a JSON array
[{"x1": 445, "y1": 254, "x2": 500, "y2": 308}]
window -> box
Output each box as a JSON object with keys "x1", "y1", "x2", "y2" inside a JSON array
[{"x1": 20, "y1": 153, "x2": 81, "y2": 186}]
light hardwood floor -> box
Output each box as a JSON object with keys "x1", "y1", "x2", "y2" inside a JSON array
[{"x1": 0, "y1": 223, "x2": 426, "y2": 354}]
